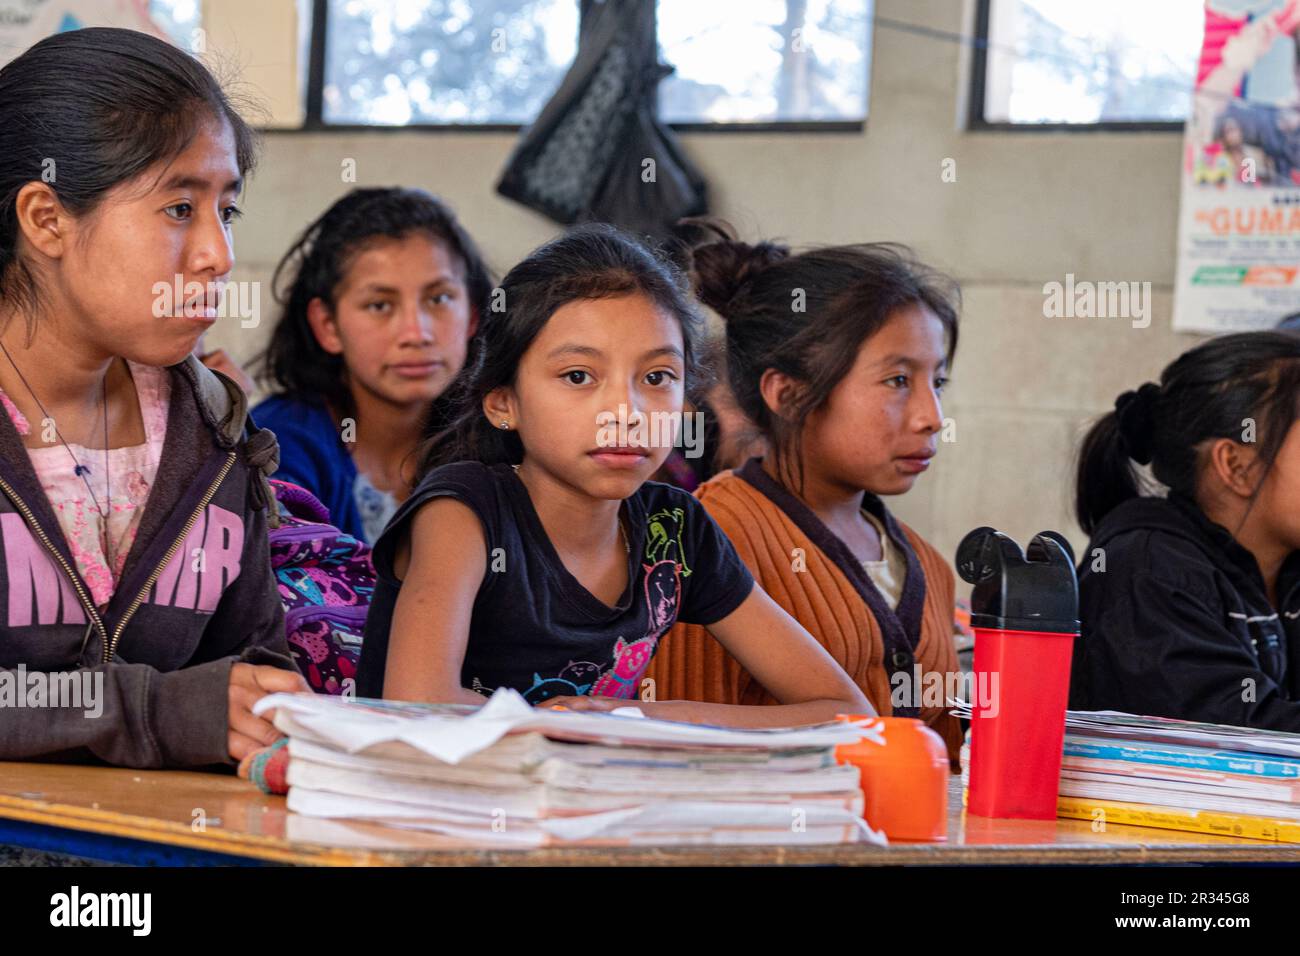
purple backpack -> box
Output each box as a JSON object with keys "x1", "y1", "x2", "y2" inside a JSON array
[{"x1": 269, "y1": 479, "x2": 375, "y2": 695}]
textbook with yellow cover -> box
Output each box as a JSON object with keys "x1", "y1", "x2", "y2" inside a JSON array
[{"x1": 1056, "y1": 795, "x2": 1300, "y2": 844}]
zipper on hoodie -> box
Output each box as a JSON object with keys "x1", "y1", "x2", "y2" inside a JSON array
[
  {"x1": 0, "y1": 452, "x2": 238, "y2": 664},
  {"x1": 1281, "y1": 575, "x2": 1300, "y2": 622},
  {"x1": 0, "y1": 474, "x2": 106, "y2": 649},
  {"x1": 105, "y1": 450, "x2": 237, "y2": 663}
]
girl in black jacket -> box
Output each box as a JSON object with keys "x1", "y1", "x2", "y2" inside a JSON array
[{"x1": 1072, "y1": 331, "x2": 1300, "y2": 730}]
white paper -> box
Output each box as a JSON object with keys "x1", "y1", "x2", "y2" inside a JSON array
[{"x1": 255, "y1": 687, "x2": 873, "y2": 765}]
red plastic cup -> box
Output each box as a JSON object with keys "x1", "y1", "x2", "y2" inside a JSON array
[{"x1": 966, "y1": 626, "x2": 1076, "y2": 820}]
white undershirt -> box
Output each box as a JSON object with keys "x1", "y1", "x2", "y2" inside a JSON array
[{"x1": 859, "y1": 509, "x2": 905, "y2": 610}]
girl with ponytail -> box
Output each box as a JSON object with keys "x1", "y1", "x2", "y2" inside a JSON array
[
  {"x1": 1072, "y1": 331, "x2": 1300, "y2": 729},
  {"x1": 254, "y1": 188, "x2": 493, "y2": 544},
  {"x1": 647, "y1": 220, "x2": 967, "y2": 764},
  {"x1": 354, "y1": 223, "x2": 870, "y2": 727}
]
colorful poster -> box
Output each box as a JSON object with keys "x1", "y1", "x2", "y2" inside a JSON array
[
  {"x1": 1174, "y1": 0, "x2": 1300, "y2": 332},
  {"x1": 0, "y1": 0, "x2": 166, "y2": 69}
]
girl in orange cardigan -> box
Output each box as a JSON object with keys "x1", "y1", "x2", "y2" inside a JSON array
[{"x1": 648, "y1": 222, "x2": 965, "y2": 763}]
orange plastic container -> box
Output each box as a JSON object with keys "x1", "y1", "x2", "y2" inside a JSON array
[{"x1": 834, "y1": 715, "x2": 949, "y2": 842}]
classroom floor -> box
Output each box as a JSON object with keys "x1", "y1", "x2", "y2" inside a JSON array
[{"x1": 0, "y1": 845, "x2": 115, "y2": 867}]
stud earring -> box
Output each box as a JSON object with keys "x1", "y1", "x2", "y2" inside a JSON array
[{"x1": 499, "y1": 420, "x2": 510, "y2": 430}]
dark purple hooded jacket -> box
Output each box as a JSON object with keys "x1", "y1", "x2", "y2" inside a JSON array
[{"x1": 0, "y1": 356, "x2": 294, "y2": 768}]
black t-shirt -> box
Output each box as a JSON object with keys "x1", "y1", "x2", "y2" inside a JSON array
[{"x1": 356, "y1": 461, "x2": 754, "y2": 703}]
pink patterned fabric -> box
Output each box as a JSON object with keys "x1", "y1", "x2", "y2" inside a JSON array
[{"x1": 0, "y1": 363, "x2": 171, "y2": 607}]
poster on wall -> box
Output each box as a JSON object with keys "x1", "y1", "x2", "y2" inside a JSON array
[
  {"x1": 1173, "y1": 0, "x2": 1300, "y2": 333},
  {"x1": 0, "y1": 0, "x2": 167, "y2": 69}
]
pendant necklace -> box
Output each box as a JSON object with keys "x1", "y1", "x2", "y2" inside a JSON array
[{"x1": 0, "y1": 343, "x2": 119, "y2": 572}]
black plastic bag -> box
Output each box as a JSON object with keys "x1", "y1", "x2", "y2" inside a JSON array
[{"x1": 496, "y1": 0, "x2": 708, "y2": 239}]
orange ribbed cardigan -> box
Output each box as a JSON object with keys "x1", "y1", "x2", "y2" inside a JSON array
[{"x1": 647, "y1": 462, "x2": 964, "y2": 766}]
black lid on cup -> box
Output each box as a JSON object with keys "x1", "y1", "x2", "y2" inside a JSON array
[{"x1": 955, "y1": 527, "x2": 1079, "y2": 634}]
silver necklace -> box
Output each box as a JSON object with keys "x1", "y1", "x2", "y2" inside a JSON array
[{"x1": 0, "y1": 343, "x2": 118, "y2": 567}]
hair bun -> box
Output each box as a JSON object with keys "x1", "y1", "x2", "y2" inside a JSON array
[
  {"x1": 1115, "y1": 381, "x2": 1160, "y2": 465},
  {"x1": 675, "y1": 217, "x2": 789, "y2": 317}
]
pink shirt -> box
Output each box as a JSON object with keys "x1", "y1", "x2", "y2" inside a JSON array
[{"x1": 0, "y1": 363, "x2": 171, "y2": 608}]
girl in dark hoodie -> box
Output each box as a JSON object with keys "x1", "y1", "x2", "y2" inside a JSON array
[
  {"x1": 0, "y1": 28, "x2": 306, "y2": 769},
  {"x1": 1072, "y1": 331, "x2": 1300, "y2": 730}
]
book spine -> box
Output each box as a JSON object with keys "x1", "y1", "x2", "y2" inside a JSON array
[
  {"x1": 1064, "y1": 739, "x2": 1300, "y2": 779},
  {"x1": 1056, "y1": 795, "x2": 1300, "y2": 843}
]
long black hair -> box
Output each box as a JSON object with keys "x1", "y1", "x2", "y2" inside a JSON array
[
  {"x1": 421, "y1": 223, "x2": 705, "y2": 473},
  {"x1": 681, "y1": 218, "x2": 961, "y2": 494},
  {"x1": 257, "y1": 187, "x2": 494, "y2": 424},
  {"x1": 1075, "y1": 331, "x2": 1300, "y2": 535},
  {"x1": 0, "y1": 27, "x2": 258, "y2": 327}
]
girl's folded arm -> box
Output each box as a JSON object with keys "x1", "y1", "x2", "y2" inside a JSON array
[
  {"x1": 616, "y1": 585, "x2": 872, "y2": 728},
  {"x1": 384, "y1": 497, "x2": 489, "y2": 706}
]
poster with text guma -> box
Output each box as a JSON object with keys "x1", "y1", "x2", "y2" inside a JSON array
[{"x1": 1174, "y1": 0, "x2": 1300, "y2": 332}]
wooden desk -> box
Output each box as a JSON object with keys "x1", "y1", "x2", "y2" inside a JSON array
[{"x1": 2, "y1": 762, "x2": 1299, "y2": 866}]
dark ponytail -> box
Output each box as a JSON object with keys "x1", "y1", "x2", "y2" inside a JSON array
[
  {"x1": 0, "y1": 28, "x2": 257, "y2": 326},
  {"x1": 1075, "y1": 331, "x2": 1300, "y2": 535},
  {"x1": 420, "y1": 223, "x2": 704, "y2": 473},
  {"x1": 1075, "y1": 402, "x2": 1150, "y2": 537},
  {"x1": 676, "y1": 218, "x2": 791, "y2": 317}
]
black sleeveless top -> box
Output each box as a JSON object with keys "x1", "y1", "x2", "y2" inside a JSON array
[{"x1": 356, "y1": 461, "x2": 754, "y2": 703}]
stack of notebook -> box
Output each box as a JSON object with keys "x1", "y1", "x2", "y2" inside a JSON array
[
  {"x1": 1053, "y1": 711, "x2": 1300, "y2": 842},
  {"x1": 253, "y1": 689, "x2": 882, "y2": 847},
  {"x1": 954, "y1": 701, "x2": 1300, "y2": 842}
]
